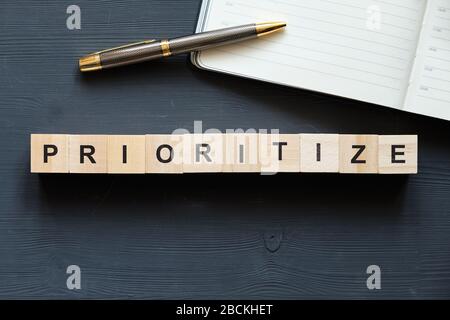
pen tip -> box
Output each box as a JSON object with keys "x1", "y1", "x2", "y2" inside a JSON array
[
  {"x1": 256, "y1": 21, "x2": 287, "y2": 36},
  {"x1": 276, "y1": 21, "x2": 287, "y2": 28}
]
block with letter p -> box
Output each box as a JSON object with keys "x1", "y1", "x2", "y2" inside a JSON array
[{"x1": 30, "y1": 134, "x2": 69, "y2": 173}]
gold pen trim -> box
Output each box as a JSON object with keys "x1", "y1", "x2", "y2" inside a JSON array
[
  {"x1": 160, "y1": 39, "x2": 172, "y2": 57},
  {"x1": 79, "y1": 54, "x2": 102, "y2": 72}
]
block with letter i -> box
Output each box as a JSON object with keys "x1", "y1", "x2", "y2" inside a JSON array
[
  {"x1": 223, "y1": 133, "x2": 260, "y2": 173},
  {"x1": 108, "y1": 135, "x2": 146, "y2": 174},
  {"x1": 69, "y1": 135, "x2": 108, "y2": 173},
  {"x1": 146, "y1": 134, "x2": 184, "y2": 174},
  {"x1": 30, "y1": 134, "x2": 69, "y2": 173},
  {"x1": 339, "y1": 135, "x2": 378, "y2": 174},
  {"x1": 300, "y1": 134, "x2": 339, "y2": 173},
  {"x1": 378, "y1": 135, "x2": 417, "y2": 174}
]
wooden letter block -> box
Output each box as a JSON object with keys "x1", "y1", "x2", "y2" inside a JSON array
[
  {"x1": 223, "y1": 133, "x2": 259, "y2": 173},
  {"x1": 108, "y1": 135, "x2": 146, "y2": 174},
  {"x1": 30, "y1": 134, "x2": 69, "y2": 173},
  {"x1": 378, "y1": 135, "x2": 418, "y2": 174},
  {"x1": 183, "y1": 134, "x2": 224, "y2": 173},
  {"x1": 146, "y1": 134, "x2": 184, "y2": 174},
  {"x1": 300, "y1": 134, "x2": 339, "y2": 173},
  {"x1": 260, "y1": 134, "x2": 300, "y2": 173},
  {"x1": 339, "y1": 135, "x2": 378, "y2": 174},
  {"x1": 69, "y1": 135, "x2": 108, "y2": 173}
]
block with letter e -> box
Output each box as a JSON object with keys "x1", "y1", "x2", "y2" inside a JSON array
[
  {"x1": 378, "y1": 135, "x2": 417, "y2": 174},
  {"x1": 30, "y1": 134, "x2": 69, "y2": 173}
]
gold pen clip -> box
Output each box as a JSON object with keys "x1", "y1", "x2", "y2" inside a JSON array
[{"x1": 94, "y1": 39, "x2": 157, "y2": 54}]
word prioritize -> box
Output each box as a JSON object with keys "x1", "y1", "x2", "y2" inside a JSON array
[{"x1": 30, "y1": 134, "x2": 418, "y2": 174}]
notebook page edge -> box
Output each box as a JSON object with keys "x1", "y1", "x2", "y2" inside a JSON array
[{"x1": 403, "y1": 0, "x2": 450, "y2": 121}]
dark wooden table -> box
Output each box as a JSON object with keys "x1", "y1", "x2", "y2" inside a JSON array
[{"x1": 1, "y1": 0, "x2": 449, "y2": 299}]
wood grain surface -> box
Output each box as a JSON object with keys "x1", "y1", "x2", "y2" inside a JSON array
[{"x1": 1, "y1": 0, "x2": 450, "y2": 299}]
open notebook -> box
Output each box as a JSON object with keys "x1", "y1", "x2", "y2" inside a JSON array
[{"x1": 192, "y1": 0, "x2": 450, "y2": 121}]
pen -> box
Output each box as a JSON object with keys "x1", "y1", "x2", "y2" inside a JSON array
[{"x1": 79, "y1": 21, "x2": 286, "y2": 72}]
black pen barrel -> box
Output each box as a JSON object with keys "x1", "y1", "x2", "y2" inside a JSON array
[
  {"x1": 99, "y1": 24, "x2": 256, "y2": 70},
  {"x1": 169, "y1": 24, "x2": 257, "y2": 55}
]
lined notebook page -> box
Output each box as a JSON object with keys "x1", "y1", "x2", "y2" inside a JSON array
[
  {"x1": 197, "y1": 0, "x2": 426, "y2": 109},
  {"x1": 405, "y1": 0, "x2": 450, "y2": 120}
]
